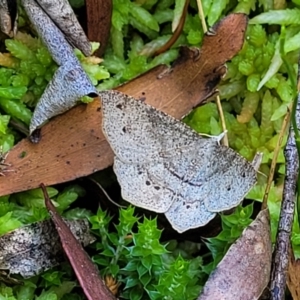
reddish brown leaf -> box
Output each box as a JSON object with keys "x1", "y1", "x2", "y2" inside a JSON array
[
  {"x1": 41, "y1": 183, "x2": 116, "y2": 300},
  {"x1": 198, "y1": 209, "x2": 272, "y2": 300},
  {"x1": 0, "y1": 14, "x2": 247, "y2": 197},
  {"x1": 86, "y1": 0, "x2": 112, "y2": 56}
]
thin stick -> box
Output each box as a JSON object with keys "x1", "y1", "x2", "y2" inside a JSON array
[
  {"x1": 269, "y1": 51, "x2": 300, "y2": 300},
  {"x1": 196, "y1": 0, "x2": 228, "y2": 146},
  {"x1": 262, "y1": 103, "x2": 292, "y2": 209}
]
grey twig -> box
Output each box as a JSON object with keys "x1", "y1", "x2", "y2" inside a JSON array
[{"x1": 269, "y1": 92, "x2": 300, "y2": 299}]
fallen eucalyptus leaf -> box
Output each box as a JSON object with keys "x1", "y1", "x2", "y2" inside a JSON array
[
  {"x1": 0, "y1": 13, "x2": 247, "y2": 196},
  {"x1": 0, "y1": 0, "x2": 17, "y2": 37},
  {"x1": 21, "y1": 0, "x2": 98, "y2": 135},
  {"x1": 198, "y1": 209, "x2": 272, "y2": 300},
  {"x1": 36, "y1": 0, "x2": 92, "y2": 56},
  {"x1": 42, "y1": 184, "x2": 116, "y2": 300},
  {"x1": 0, "y1": 218, "x2": 95, "y2": 278}
]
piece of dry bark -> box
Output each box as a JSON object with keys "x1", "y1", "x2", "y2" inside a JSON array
[
  {"x1": 0, "y1": 13, "x2": 247, "y2": 197},
  {"x1": 0, "y1": 218, "x2": 95, "y2": 278},
  {"x1": 0, "y1": 0, "x2": 17, "y2": 37},
  {"x1": 198, "y1": 209, "x2": 272, "y2": 300},
  {"x1": 42, "y1": 184, "x2": 116, "y2": 300},
  {"x1": 86, "y1": 0, "x2": 112, "y2": 57}
]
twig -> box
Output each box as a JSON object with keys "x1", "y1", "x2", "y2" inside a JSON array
[{"x1": 269, "y1": 86, "x2": 300, "y2": 300}]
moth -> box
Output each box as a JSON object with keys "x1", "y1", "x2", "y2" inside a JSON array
[{"x1": 100, "y1": 90, "x2": 258, "y2": 233}]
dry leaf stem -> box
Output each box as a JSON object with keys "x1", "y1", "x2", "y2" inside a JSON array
[{"x1": 196, "y1": 0, "x2": 228, "y2": 146}]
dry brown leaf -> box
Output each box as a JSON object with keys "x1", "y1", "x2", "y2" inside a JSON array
[
  {"x1": 0, "y1": 13, "x2": 247, "y2": 197},
  {"x1": 86, "y1": 0, "x2": 112, "y2": 56},
  {"x1": 42, "y1": 184, "x2": 116, "y2": 300},
  {"x1": 287, "y1": 248, "x2": 300, "y2": 299},
  {"x1": 198, "y1": 209, "x2": 272, "y2": 300}
]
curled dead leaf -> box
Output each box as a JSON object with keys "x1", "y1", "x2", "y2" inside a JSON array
[
  {"x1": 198, "y1": 209, "x2": 272, "y2": 300},
  {"x1": 21, "y1": 0, "x2": 97, "y2": 135}
]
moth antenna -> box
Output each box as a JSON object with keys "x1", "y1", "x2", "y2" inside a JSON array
[{"x1": 89, "y1": 178, "x2": 125, "y2": 208}]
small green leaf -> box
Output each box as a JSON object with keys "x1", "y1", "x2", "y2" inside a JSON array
[
  {"x1": 92, "y1": 255, "x2": 109, "y2": 266},
  {"x1": 250, "y1": 9, "x2": 300, "y2": 25},
  {"x1": 129, "y1": 288, "x2": 143, "y2": 300},
  {"x1": 110, "y1": 264, "x2": 120, "y2": 277},
  {"x1": 124, "y1": 277, "x2": 139, "y2": 290},
  {"x1": 139, "y1": 272, "x2": 152, "y2": 286},
  {"x1": 101, "y1": 247, "x2": 116, "y2": 257},
  {"x1": 141, "y1": 255, "x2": 152, "y2": 269},
  {"x1": 137, "y1": 263, "x2": 148, "y2": 278},
  {"x1": 129, "y1": 2, "x2": 159, "y2": 32},
  {"x1": 122, "y1": 260, "x2": 139, "y2": 272}
]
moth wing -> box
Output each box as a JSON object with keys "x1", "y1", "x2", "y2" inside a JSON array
[
  {"x1": 203, "y1": 146, "x2": 257, "y2": 212},
  {"x1": 165, "y1": 197, "x2": 216, "y2": 233},
  {"x1": 100, "y1": 90, "x2": 200, "y2": 164},
  {"x1": 114, "y1": 157, "x2": 176, "y2": 213}
]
